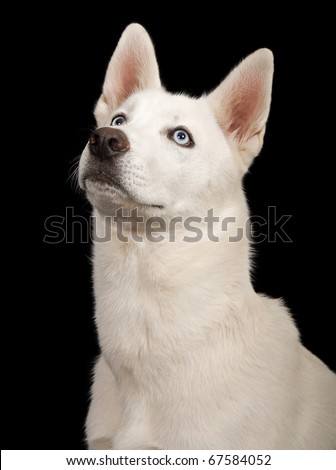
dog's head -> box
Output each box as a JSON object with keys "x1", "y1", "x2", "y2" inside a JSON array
[{"x1": 79, "y1": 24, "x2": 273, "y2": 217}]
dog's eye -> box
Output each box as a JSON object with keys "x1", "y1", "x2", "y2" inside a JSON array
[
  {"x1": 111, "y1": 115, "x2": 126, "y2": 126},
  {"x1": 171, "y1": 129, "x2": 193, "y2": 147}
]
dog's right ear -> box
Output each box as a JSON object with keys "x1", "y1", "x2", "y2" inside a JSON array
[{"x1": 94, "y1": 24, "x2": 161, "y2": 127}]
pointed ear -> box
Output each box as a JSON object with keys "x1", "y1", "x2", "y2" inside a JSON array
[
  {"x1": 94, "y1": 23, "x2": 161, "y2": 126},
  {"x1": 207, "y1": 49, "x2": 274, "y2": 170}
]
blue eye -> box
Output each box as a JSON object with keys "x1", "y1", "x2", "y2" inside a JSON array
[
  {"x1": 111, "y1": 115, "x2": 126, "y2": 126},
  {"x1": 172, "y1": 129, "x2": 192, "y2": 146}
]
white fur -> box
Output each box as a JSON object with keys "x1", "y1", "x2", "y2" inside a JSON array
[{"x1": 79, "y1": 23, "x2": 336, "y2": 449}]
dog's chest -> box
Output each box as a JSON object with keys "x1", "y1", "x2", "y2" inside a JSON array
[
  {"x1": 92, "y1": 238, "x2": 229, "y2": 373},
  {"x1": 93, "y1": 241, "x2": 187, "y2": 366}
]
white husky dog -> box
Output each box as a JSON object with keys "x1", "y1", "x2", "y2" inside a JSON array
[{"x1": 79, "y1": 24, "x2": 336, "y2": 449}]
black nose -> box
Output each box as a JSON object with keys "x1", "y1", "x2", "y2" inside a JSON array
[{"x1": 89, "y1": 127, "x2": 130, "y2": 160}]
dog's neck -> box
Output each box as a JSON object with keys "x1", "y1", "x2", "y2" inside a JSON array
[
  {"x1": 92, "y1": 199, "x2": 256, "y2": 369},
  {"x1": 92, "y1": 197, "x2": 253, "y2": 300}
]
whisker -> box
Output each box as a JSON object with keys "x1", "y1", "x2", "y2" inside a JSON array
[{"x1": 67, "y1": 155, "x2": 81, "y2": 193}]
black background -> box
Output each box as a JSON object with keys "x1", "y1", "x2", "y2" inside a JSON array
[{"x1": 5, "y1": 9, "x2": 334, "y2": 449}]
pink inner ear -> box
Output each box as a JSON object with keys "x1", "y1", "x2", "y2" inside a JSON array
[
  {"x1": 116, "y1": 53, "x2": 144, "y2": 104},
  {"x1": 227, "y1": 84, "x2": 262, "y2": 140}
]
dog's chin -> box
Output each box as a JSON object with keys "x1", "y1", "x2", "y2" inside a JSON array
[{"x1": 84, "y1": 177, "x2": 164, "y2": 214}]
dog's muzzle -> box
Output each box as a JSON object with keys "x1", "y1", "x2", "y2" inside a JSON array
[{"x1": 89, "y1": 127, "x2": 130, "y2": 161}]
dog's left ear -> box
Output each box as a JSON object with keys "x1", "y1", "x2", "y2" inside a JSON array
[
  {"x1": 94, "y1": 23, "x2": 161, "y2": 127},
  {"x1": 207, "y1": 49, "x2": 273, "y2": 170}
]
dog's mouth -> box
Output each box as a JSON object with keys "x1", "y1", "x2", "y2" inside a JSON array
[
  {"x1": 85, "y1": 173, "x2": 126, "y2": 193},
  {"x1": 84, "y1": 173, "x2": 164, "y2": 210}
]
